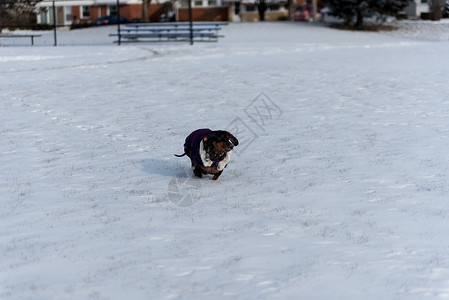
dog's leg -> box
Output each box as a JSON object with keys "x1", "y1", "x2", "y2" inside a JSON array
[
  {"x1": 212, "y1": 171, "x2": 223, "y2": 180},
  {"x1": 193, "y1": 166, "x2": 203, "y2": 178},
  {"x1": 201, "y1": 166, "x2": 219, "y2": 174}
]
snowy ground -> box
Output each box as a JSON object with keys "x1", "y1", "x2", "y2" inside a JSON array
[
  {"x1": 1, "y1": 21, "x2": 449, "y2": 299},
  {"x1": 388, "y1": 19, "x2": 449, "y2": 41}
]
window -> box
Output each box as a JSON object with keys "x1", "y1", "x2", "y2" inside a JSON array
[
  {"x1": 246, "y1": 5, "x2": 256, "y2": 12},
  {"x1": 49, "y1": 6, "x2": 55, "y2": 24},
  {"x1": 82, "y1": 6, "x2": 90, "y2": 18},
  {"x1": 66, "y1": 7, "x2": 72, "y2": 22},
  {"x1": 109, "y1": 5, "x2": 117, "y2": 15},
  {"x1": 208, "y1": 0, "x2": 217, "y2": 6},
  {"x1": 194, "y1": 0, "x2": 203, "y2": 6},
  {"x1": 40, "y1": 7, "x2": 48, "y2": 23}
]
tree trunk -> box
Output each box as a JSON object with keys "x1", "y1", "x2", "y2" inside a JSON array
[
  {"x1": 142, "y1": 0, "x2": 151, "y2": 22},
  {"x1": 258, "y1": 0, "x2": 267, "y2": 21},
  {"x1": 355, "y1": 10, "x2": 363, "y2": 28},
  {"x1": 430, "y1": 4, "x2": 442, "y2": 20},
  {"x1": 429, "y1": 0, "x2": 444, "y2": 20}
]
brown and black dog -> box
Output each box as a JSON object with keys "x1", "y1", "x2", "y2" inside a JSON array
[{"x1": 175, "y1": 129, "x2": 239, "y2": 180}]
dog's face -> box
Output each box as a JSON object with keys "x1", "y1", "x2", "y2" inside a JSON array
[{"x1": 204, "y1": 131, "x2": 239, "y2": 161}]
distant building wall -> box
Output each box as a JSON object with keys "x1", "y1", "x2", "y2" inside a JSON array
[
  {"x1": 240, "y1": 10, "x2": 288, "y2": 22},
  {"x1": 178, "y1": 7, "x2": 229, "y2": 21},
  {"x1": 404, "y1": 0, "x2": 430, "y2": 18}
]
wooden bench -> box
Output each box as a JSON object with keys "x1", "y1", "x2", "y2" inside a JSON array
[
  {"x1": 109, "y1": 22, "x2": 228, "y2": 43},
  {"x1": 0, "y1": 34, "x2": 42, "y2": 46}
]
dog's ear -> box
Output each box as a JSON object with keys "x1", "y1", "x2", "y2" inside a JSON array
[
  {"x1": 203, "y1": 134, "x2": 213, "y2": 149},
  {"x1": 226, "y1": 132, "x2": 239, "y2": 147}
]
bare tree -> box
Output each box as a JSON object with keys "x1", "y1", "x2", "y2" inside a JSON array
[
  {"x1": 256, "y1": 0, "x2": 268, "y2": 21},
  {"x1": 247, "y1": 0, "x2": 285, "y2": 21},
  {"x1": 0, "y1": 0, "x2": 41, "y2": 33},
  {"x1": 142, "y1": 0, "x2": 152, "y2": 22},
  {"x1": 429, "y1": 0, "x2": 445, "y2": 20},
  {"x1": 161, "y1": 1, "x2": 175, "y2": 22}
]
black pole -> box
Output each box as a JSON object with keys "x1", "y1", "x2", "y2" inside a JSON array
[
  {"x1": 117, "y1": 0, "x2": 121, "y2": 45},
  {"x1": 188, "y1": 0, "x2": 193, "y2": 45},
  {"x1": 52, "y1": 0, "x2": 57, "y2": 46}
]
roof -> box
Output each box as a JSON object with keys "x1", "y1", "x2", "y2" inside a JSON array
[{"x1": 36, "y1": 0, "x2": 141, "y2": 7}]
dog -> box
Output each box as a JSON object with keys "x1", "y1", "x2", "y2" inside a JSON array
[{"x1": 175, "y1": 129, "x2": 239, "y2": 180}]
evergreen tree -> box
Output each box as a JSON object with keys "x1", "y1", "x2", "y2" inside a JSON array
[
  {"x1": 444, "y1": 0, "x2": 449, "y2": 18},
  {"x1": 324, "y1": 0, "x2": 411, "y2": 28}
]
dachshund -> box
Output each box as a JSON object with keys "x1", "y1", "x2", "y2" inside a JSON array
[{"x1": 175, "y1": 129, "x2": 239, "y2": 180}]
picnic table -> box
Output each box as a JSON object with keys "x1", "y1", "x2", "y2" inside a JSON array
[
  {"x1": 0, "y1": 34, "x2": 42, "y2": 46},
  {"x1": 109, "y1": 22, "x2": 228, "y2": 43}
]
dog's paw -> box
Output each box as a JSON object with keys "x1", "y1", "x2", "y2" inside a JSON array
[{"x1": 212, "y1": 171, "x2": 223, "y2": 180}]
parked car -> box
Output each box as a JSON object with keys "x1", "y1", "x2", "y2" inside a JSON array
[
  {"x1": 293, "y1": 6, "x2": 310, "y2": 21},
  {"x1": 293, "y1": 5, "x2": 322, "y2": 21},
  {"x1": 94, "y1": 15, "x2": 130, "y2": 26}
]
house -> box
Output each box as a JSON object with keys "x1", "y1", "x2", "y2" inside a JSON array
[
  {"x1": 36, "y1": 0, "x2": 164, "y2": 26},
  {"x1": 404, "y1": 0, "x2": 430, "y2": 19},
  {"x1": 224, "y1": 0, "x2": 322, "y2": 22},
  {"x1": 36, "y1": 0, "x2": 228, "y2": 24},
  {"x1": 222, "y1": 0, "x2": 288, "y2": 22},
  {"x1": 176, "y1": 0, "x2": 229, "y2": 21},
  {"x1": 35, "y1": 0, "x2": 316, "y2": 25},
  {"x1": 179, "y1": 0, "x2": 293, "y2": 22}
]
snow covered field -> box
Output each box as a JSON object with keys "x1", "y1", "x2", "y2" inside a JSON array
[{"x1": 1, "y1": 21, "x2": 449, "y2": 299}]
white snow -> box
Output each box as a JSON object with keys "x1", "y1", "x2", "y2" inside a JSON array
[{"x1": 2, "y1": 21, "x2": 449, "y2": 299}]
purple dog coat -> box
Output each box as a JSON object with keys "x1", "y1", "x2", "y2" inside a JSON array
[
  {"x1": 184, "y1": 129, "x2": 231, "y2": 170},
  {"x1": 184, "y1": 129, "x2": 212, "y2": 167}
]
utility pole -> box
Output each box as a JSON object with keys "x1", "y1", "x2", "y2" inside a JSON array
[{"x1": 312, "y1": 0, "x2": 318, "y2": 22}]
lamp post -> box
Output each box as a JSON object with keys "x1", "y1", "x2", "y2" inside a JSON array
[
  {"x1": 52, "y1": 0, "x2": 57, "y2": 46},
  {"x1": 117, "y1": 0, "x2": 121, "y2": 45},
  {"x1": 188, "y1": 0, "x2": 193, "y2": 45}
]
